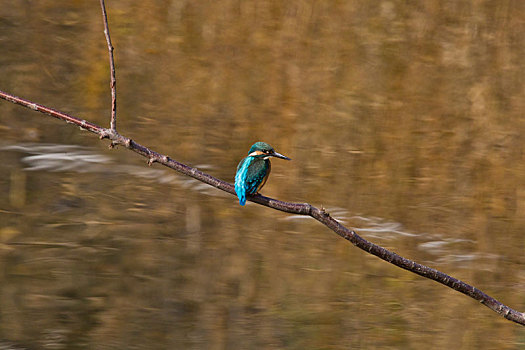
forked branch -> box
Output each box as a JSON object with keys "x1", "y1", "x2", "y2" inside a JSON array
[
  {"x1": 0, "y1": 2, "x2": 524, "y2": 327},
  {"x1": 1, "y1": 89, "x2": 524, "y2": 326}
]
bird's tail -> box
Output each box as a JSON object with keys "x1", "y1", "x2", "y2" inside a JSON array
[
  {"x1": 235, "y1": 157, "x2": 252, "y2": 206},
  {"x1": 235, "y1": 184, "x2": 246, "y2": 206}
]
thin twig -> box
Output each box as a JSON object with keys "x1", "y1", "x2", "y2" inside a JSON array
[
  {"x1": 0, "y1": 89, "x2": 524, "y2": 326},
  {"x1": 100, "y1": 0, "x2": 117, "y2": 132}
]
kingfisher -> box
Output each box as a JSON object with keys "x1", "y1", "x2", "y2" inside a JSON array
[{"x1": 235, "y1": 141, "x2": 291, "y2": 206}]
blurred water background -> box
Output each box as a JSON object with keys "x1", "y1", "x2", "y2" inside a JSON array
[{"x1": 1, "y1": 1, "x2": 524, "y2": 349}]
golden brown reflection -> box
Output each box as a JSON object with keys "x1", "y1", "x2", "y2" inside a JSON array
[{"x1": 0, "y1": 0, "x2": 525, "y2": 348}]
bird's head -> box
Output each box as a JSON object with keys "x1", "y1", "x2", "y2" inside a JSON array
[{"x1": 248, "y1": 141, "x2": 291, "y2": 160}]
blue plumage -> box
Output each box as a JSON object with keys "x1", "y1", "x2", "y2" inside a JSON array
[
  {"x1": 234, "y1": 142, "x2": 290, "y2": 206},
  {"x1": 235, "y1": 156, "x2": 254, "y2": 206}
]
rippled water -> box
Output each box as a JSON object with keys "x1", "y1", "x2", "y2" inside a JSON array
[{"x1": 1, "y1": 1, "x2": 525, "y2": 349}]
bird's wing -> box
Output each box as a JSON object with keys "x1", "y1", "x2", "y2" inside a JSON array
[{"x1": 245, "y1": 159, "x2": 271, "y2": 194}]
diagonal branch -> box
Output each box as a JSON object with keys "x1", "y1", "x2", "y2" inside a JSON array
[
  {"x1": 0, "y1": 88, "x2": 524, "y2": 326},
  {"x1": 1, "y1": 0, "x2": 524, "y2": 328},
  {"x1": 99, "y1": 0, "x2": 117, "y2": 132}
]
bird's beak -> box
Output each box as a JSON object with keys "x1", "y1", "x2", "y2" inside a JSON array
[{"x1": 271, "y1": 151, "x2": 291, "y2": 160}]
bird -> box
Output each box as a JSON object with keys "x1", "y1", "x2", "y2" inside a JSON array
[{"x1": 235, "y1": 141, "x2": 291, "y2": 206}]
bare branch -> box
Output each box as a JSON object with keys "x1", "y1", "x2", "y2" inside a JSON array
[
  {"x1": 0, "y1": 89, "x2": 524, "y2": 326},
  {"x1": 99, "y1": 0, "x2": 117, "y2": 132},
  {"x1": 1, "y1": 0, "x2": 524, "y2": 328},
  {"x1": 0, "y1": 91, "x2": 102, "y2": 134}
]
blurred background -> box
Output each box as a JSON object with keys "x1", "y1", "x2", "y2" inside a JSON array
[{"x1": 1, "y1": 1, "x2": 524, "y2": 349}]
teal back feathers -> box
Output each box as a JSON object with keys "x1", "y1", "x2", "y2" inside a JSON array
[{"x1": 234, "y1": 142, "x2": 290, "y2": 206}]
